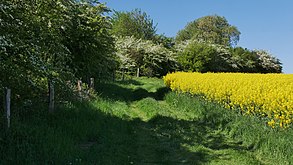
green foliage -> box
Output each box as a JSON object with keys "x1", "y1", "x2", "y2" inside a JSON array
[
  {"x1": 178, "y1": 41, "x2": 231, "y2": 72},
  {"x1": 175, "y1": 15, "x2": 282, "y2": 73},
  {"x1": 0, "y1": 0, "x2": 74, "y2": 105},
  {"x1": 228, "y1": 47, "x2": 258, "y2": 72},
  {"x1": 0, "y1": 0, "x2": 118, "y2": 109},
  {"x1": 111, "y1": 9, "x2": 176, "y2": 77},
  {"x1": 176, "y1": 40, "x2": 282, "y2": 73},
  {"x1": 153, "y1": 34, "x2": 175, "y2": 49},
  {"x1": 111, "y1": 8, "x2": 157, "y2": 40},
  {"x1": 176, "y1": 15, "x2": 240, "y2": 47},
  {"x1": 228, "y1": 47, "x2": 283, "y2": 73},
  {"x1": 63, "y1": 2, "x2": 116, "y2": 80}
]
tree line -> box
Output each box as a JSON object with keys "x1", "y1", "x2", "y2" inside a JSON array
[
  {"x1": 113, "y1": 12, "x2": 282, "y2": 75},
  {"x1": 0, "y1": 0, "x2": 282, "y2": 111}
]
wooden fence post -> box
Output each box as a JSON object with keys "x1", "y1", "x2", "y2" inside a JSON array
[
  {"x1": 5, "y1": 88, "x2": 11, "y2": 128},
  {"x1": 137, "y1": 67, "x2": 140, "y2": 77},
  {"x1": 48, "y1": 80, "x2": 54, "y2": 113},
  {"x1": 77, "y1": 80, "x2": 82, "y2": 98},
  {"x1": 122, "y1": 68, "x2": 125, "y2": 81},
  {"x1": 90, "y1": 78, "x2": 94, "y2": 90}
]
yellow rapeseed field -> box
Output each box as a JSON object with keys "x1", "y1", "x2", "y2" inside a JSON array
[{"x1": 164, "y1": 72, "x2": 293, "y2": 128}]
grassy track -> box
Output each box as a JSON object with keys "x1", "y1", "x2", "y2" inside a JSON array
[
  {"x1": 95, "y1": 77, "x2": 262, "y2": 164},
  {"x1": 1, "y1": 77, "x2": 292, "y2": 164}
]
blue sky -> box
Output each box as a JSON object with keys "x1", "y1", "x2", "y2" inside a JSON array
[{"x1": 99, "y1": 0, "x2": 293, "y2": 73}]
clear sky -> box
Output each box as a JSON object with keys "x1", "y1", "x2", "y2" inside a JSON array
[{"x1": 99, "y1": 0, "x2": 293, "y2": 73}]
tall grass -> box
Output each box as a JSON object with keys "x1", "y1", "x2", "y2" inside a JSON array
[{"x1": 165, "y1": 92, "x2": 293, "y2": 164}]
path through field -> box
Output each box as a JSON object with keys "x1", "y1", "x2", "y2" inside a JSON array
[{"x1": 91, "y1": 77, "x2": 264, "y2": 164}]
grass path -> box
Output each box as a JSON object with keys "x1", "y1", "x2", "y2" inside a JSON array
[
  {"x1": 3, "y1": 77, "x2": 290, "y2": 164},
  {"x1": 94, "y1": 77, "x2": 264, "y2": 164}
]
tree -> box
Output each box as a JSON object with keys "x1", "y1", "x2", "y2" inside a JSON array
[
  {"x1": 115, "y1": 36, "x2": 177, "y2": 77},
  {"x1": 0, "y1": 0, "x2": 117, "y2": 111},
  {"x1": 176, "y1": 40, "x2": 283, "y2": 73},
  {"x1": 0, "y1": 0, "x2": 78, "y2": 113},
  {"x1": 178, "y1": 41, "x2": 230, "y2": 72},
  {"x1": 228, "y1": 47, "x2": 258, "y2": 72},
  {"x1": 62, "y1": 1, "x2": 116, "y2": 81},
  {"x1": 111, "y1": 9, "x2": 157, "y2": 40},
  {"x1": 176, "y1": 15, "x2": 240, "y2": 47},
  {"x1": 153, "y1": 34, "x2": 175, "y2": 49},
  {"x1": 255, "y1": 50, "x2": 282, "y2": 73},
  {"x1": 228, "y1": 47, "x2": 282, "y2": 73}
]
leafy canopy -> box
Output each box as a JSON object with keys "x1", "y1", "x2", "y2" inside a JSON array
[
  {"x1": 111, "y1": 9, "x2": 157, "y2": 40},
  {"x1": 178, "y1": 41, "x2": 230, "y2": 72},
  {"x1": 176, "y1": 15, "x2": 240, "y2": 47}
]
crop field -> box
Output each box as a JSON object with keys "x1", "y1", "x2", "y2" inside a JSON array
[{"x1": 164, "y1": 72, "x2": 293, "y2": 128}]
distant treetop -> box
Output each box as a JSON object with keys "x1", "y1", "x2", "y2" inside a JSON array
[
  {"x1": 176, "y1": 15, "x2": 240, "y2": 47},
  {"x1": 111, "y1": 8, "x2": 157, "y2": 40}
]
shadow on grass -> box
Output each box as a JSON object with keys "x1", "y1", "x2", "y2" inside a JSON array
[
  {"x1": 60, "y1": 103, "x2": 234, "y2": 164},
  {"x1": 78, "y1": 107, "x2": 251, "y2": 164},
  {"x1": 115, "y1": 79, "x2": 144, "y2": 86},
  {"x1": 1, "y1": 100, "x2": 252, "y2": 164},
  {"x1": 96, "y1": 80, "x2": 170, "y2": 102}
]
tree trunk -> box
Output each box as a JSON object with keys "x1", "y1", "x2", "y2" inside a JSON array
[{"x1": 48, "y1": 80, "x2": 54, "y2": 113}]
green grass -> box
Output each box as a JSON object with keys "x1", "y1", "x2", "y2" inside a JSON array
[{"x1": 1, "y1": 77, "x2": 293, "y2": 164}]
